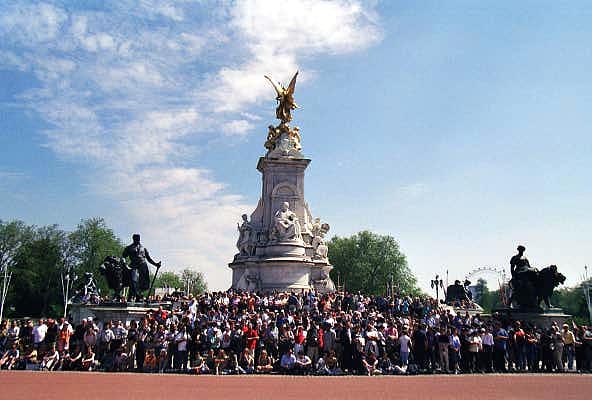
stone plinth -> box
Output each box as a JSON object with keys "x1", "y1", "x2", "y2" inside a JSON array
[
  {"x1": 493, "y1": 307, "x2": 572, "y2": 328},
  {"x1": 70, "y1": 302, "x2": 169, "y2": 324},
  {"x1": 230, "y1": 257, "x2": 334, "y2": 292}
]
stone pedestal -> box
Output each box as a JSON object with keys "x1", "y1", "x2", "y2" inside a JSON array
[
  {"x1": 70, "y1": 302, "x2": 168, "y2": 324},
  {"x1": 493, "y1": 307, "x2": 572, "y2": 328}
]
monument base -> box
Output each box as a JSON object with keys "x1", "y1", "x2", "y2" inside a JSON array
[
  {"x1": 229, "y1": 258, "x2": 335, "y2": 293},
  {"x1": 493, "y1": 307, "x2": 571, "y2": 328},
  {"x1": 69, "y1": 302, "x2": 168, "y2": 324}
]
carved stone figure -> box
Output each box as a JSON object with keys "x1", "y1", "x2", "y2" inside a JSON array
[
  {"x1": 508, "y1": 246, "x2": 566, "y2": 310},
  {"x1": 122, "y1": 234, "x2": 161, "y2": 302},
  {"x1": 245, "y1": 271, "x2": 261, "y2": 292},
  {"x1": 270, "y1": 202, "x2": 302, "y2": 242},
  {"x1": 236, "y1": 214, "x2": 254, "y2": 257},
  {"x1": 311, "y1": 271, "x2": 330, "y2": 289},
  {"x1": 311, "y1": 218, "x2": 330, "y2": 260}
]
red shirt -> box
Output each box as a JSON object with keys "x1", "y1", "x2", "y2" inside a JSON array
[{"x1": 246, "y1": 328, "x2": 259, "y2": 350}]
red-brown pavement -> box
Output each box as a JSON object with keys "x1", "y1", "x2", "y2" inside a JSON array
[{"x1": 0, "y1": 371, "x2": 590, "y2": 400}]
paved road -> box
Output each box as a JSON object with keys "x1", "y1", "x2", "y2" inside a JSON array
[{"x1": 0, "y1": 371, "x2": 590, "y2": 400}]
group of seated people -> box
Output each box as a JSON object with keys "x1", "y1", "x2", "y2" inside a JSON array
[{"x1": 1, "y1": 289, "x2": 592, "y2": 375}]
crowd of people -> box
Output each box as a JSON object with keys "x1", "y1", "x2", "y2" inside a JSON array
[{"x1": 1, "y1": 290, "x2": 592, "y2": 375}]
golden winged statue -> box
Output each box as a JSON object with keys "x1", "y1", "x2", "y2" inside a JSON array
[{"x1": 264, "y1": 71, "x2": 299, "y2": 124}]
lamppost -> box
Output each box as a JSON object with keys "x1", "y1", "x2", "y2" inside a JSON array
[
  {"x1": 0, "y1": 265, "x2": 13, "y2": 322},
  {"x1": 431, "y1": 274, "x2": 443, "y2": 302},
  {"x1": 583, "y1": 266, "x2": 591, "y2": 324},
  {"x1": 386, "y1": 273, "x2": 394, "y2": 297}
]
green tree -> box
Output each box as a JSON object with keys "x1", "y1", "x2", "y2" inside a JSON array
[
  {"x1": 473, "y1": 278, "x2": 488, "y2": 305},
  {"x1": 0, "y1": 220, "x2": 34, "y2": 319},
  {"x1": 551, "y1": 280, "x2": 591, "y2": 324},
  {"x1": 3, "y1": 218, "x2": 124, "y2": 317},
  {"x1": 11, "y1": 225, "x2": 66, "y2": 316},
  {"x1": 154, "y1": 271, "x2": 183, "y2": 289},
  {"x1": 327, "y1": 231, "x2": 420, "y2": 296},
  {"x1": 68, "y1": 218, "x2": 124, "y2": 293},
  {"x1": 180, "y1": 268, "x2": 207, "y2": 295}
]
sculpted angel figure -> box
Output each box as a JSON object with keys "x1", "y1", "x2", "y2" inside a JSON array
[{"x1": 264, "y1": 71, "x2": 299, "y2": 124}]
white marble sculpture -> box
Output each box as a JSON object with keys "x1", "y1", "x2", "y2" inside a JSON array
[
  {"x1": 311, "y1": 218, "x2": 330, "y2": 260},
  {"x1": 236, "y1": 214, "x2": 254, "y2": 257},
  {"x1": 270, "y1": 201, "x2": 302, "y2": 242}
]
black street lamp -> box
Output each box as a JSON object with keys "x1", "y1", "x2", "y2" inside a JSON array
[{"x1": 430, "y1": 274, "x2": 444, "y2": 301}]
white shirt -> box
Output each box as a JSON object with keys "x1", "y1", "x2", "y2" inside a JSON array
[
  {"x1": 100, "y1": 328, "x2": 115, "y2": 343},
  {"x1": 7, "y1": 326, "x2": 20, "y2": 340},
  {"x1": 398, "y1": 334, "x2": 411, "y2": 353},
  {"x1": 58, "y1": 323, "x2": 74, "y2": 334},
  {"x1": 481, "y1": 333, "x2": 494, "y2": 346},
  {"x1": 33, "y1": 324, "x2": 48, "y2": 344},
  {"x1": 176, "y1": 332, "x2": 188, "y2": 352}
]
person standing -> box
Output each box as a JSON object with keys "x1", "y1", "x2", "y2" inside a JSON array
[
  {"x1": 398, "y1": 328, "x2": 412, "y2": 367},
  {"x1": 412, "y1": 323, "x2": 428, "y2": 370},
  {"x1": 306, "y1": 321, "x2": 320, "y2": 364},
  {"x1": 514, "y1": 321, "x2": 527, "y2": 371},
  {"x1": 480, "y1": 327, "x2": 494, "y2": 372},
  {"x1": 437, "y1": 327, "x2": 450, "y2": 372},
  {"x1": 551, "y1": 325, "x2": 564, "y2": 372},
  {"x1": 467, "y1": 330, "x2": 482, "y2": 373},
  {"x1": 32, "y1": 319, "x2": 48, "y2": 351},
  {"x1": 561, "y1": 324, "x2": 575, "y2": 371},
  {"x1": 449, "y1": 328, "x2": 461, "y2": 373},
  {"x1": 493, "y1": 322, "x2": 508, "y2": 372},
  {"x1": 175, "y1": 325, "x2": 189, "y2": 371}
]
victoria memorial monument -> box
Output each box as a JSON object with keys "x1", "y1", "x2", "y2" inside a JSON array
[{"x1": 229, "y1": 72, "x2": 335, "y2": 292}]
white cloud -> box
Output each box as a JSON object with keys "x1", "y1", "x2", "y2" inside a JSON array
[
  {"x1": 222, "y1": 119, "x2": 254, "y2": 137},
  {"x1": 206, "y1": 0, "x2": 382, "y2": 113},
  {"x1": 0, "y1": 3, "x2": 66, "y2": 44},
  {"x1": 0, "y1": 1, "x2": 382, "y2": 290},
  {"x1": 140, "y1": 0, "x2": 185, "y2": 22}
]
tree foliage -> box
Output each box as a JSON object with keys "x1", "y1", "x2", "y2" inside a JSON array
[
  {"x1": 180, "y1": 268, "x2": 207, "y2": 295},
  {"x1": 0, "y1": 220, "x2": 34, "y2": 275},
  {"x1": 0, "y1": 217, "x2": 209, "y2": 318},
  {"x1": 471, "y1": 277, "x2": 511, "y2": 312},
  {"x1": 474, "y1": 277, "x2": 591, "y2": 324},
  {"x1": 327, "y1": 231, "x2": 420, "y2": 296},
  {"x1": 472, "y1": 278, "x2": 487, "y2": 305},
  {"x1": 551, "y1": 280, "x2": 592, "y2": 324},
  {"x1": 154, "y1": 271, "x2": 184, "y2": 289},
  {"x1": 11, "y1": 225, "x2": 65, "y2": 316},
  {"x1": 68, "y1": 218, "x2": 124, "y2": 293}
]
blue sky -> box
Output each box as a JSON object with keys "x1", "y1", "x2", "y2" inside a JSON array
[{"x1": 1, "y1": 1, "x2": 591, "y2": 292}]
